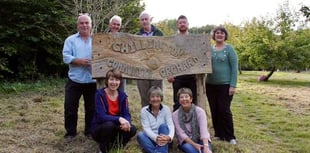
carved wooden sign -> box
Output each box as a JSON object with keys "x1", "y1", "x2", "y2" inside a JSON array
[{"x1": 92, "y1": 33, "x2": 211, "y2": 79}]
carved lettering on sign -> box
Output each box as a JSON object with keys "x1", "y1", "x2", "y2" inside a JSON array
[
  {"x1": 111, "y1": 40, "x2": 185, "y2": 57},
  {"x1": 92, "y1": 33, "x2": 211, "y2": 79},
  {"x1": 107, "y1": 58, "x2": 152, "y2": 78},
  {"x1": 159, "y1": 57, "x2": 199, "y2": 77}
]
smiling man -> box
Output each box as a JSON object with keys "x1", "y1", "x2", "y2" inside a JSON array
[
  {"x1": 62, "y1": 14, "x2": 96, "y2": 143},
  {"x1": 136, "y1": 11, "x2": 164, "y2": 107}
]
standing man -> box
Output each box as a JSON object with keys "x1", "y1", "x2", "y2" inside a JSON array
[
  {"x1": 168, "y1": 15, "x2": 197, "y2": 111},
  {"x1": 62, "y1": 13, "x2": 96, "y2": 143},
  {"x1": 136, "y1": 11, "x2": 164, "y2": 107},
  {"x1": 108, "y1": 15, "x2": 126, "y2": 92}
]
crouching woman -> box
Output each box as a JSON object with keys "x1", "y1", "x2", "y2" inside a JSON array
[
  {"x1": 91, "y1": 69, "x2": 136, "y2": 153},
  {"x1": 173, "y1": 88, "x2": 212, "y2": 153},
  {"x1": 137, "y1": 86, "x2": 175, "y2": 153}
]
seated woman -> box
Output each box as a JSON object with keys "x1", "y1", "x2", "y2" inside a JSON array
[
  {"x1": 91, "y1": 69, "x2": 136, "y2": 153},
  {"x1": 172, "y1": 88, "x2": 212, "y2": 153},
  {"x1": 137, "y1": 86, "x2": 175, "y2": 153}
]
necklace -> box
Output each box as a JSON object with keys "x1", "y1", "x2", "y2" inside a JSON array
[{"x1": 212, "y1": 45, "x2": 228, "y2": 62}]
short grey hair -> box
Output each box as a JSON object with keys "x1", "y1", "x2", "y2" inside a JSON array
[
  {"x1": 147, "y1": 86, "x2": 163, "y2": 102},
  {"x1": 139, "y1": 10, "x2": 152, "y2": 19},
  {"x1": 77, "y1": 13, "x2": 92, "y2": 24},
  {"x1": 109, "y1": 15, "x2": 122, "y2": 26}
]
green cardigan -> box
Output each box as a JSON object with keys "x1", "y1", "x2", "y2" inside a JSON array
[{"x1": 206, "y1": 44, "x2": 238, "y2": 87}]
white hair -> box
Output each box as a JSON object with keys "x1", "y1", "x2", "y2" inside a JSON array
[
  {"x1": 139, "y1": 10, "x2": 152, "y2": 19},
  {"x1": 77, "y1": 13, "x2": 92, "y2": 24},
  {"x1": 109, "y1": 15, "x2": 122, "y2": 26}
]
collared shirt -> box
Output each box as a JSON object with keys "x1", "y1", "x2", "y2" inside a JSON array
[
  {"x1": 141, "y1": 31, "x2": 154, "y2": 36},
  {"x1": 140, "y1": 104, "x2": 175, "y2": 142},
  {"x1": 62, "y1": 32, "x2": 95, "y2": 83}
]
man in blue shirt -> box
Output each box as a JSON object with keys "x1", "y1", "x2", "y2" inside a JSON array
[{"x1": 62, "y1": 13, "x2": 96, "y2": 143}]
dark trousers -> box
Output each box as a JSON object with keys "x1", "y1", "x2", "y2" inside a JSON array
[
  {"x1": 64, "y1": 79, "x2": 96, "y2": 136},
  {"x1": 206, "y1": 83, "x2": 236, "y2": 141},
  {"x1": 173, "y1": 78, "x2": 197, "y2": 111},
  {"x1": 92, "y1": 121, "x2": 137, "y2": 153},
  {"x1": 137, "y1": 80, "x2": 163, "y2": 107}
]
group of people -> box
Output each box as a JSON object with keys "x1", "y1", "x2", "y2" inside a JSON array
[{"x1": 62, "y1": 10, "x2": 238, "y2": 153}]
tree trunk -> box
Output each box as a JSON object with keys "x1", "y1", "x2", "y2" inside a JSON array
[{"x1": 263, "y1": 67, "x2": 276, "y2": 81}]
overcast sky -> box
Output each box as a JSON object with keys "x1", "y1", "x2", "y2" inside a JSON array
[{"x1": 141, "y1": 0, "x2": 308, "y2": 27}]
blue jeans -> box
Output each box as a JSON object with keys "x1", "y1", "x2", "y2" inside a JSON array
[
  {"x1": 137, "y1": 124, "x2": 169, "y2": 153},
  {"x1": 179, "y1": 140, "x2": 212, "y2": 153}
]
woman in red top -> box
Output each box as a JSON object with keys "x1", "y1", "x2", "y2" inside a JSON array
[{"x1": 91, "y1": 69, "x2": 136, "y2": 153}]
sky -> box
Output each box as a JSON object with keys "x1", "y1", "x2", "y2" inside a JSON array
[{"x1": 141, "y1": 0, "x2": 308, "y2": 27}]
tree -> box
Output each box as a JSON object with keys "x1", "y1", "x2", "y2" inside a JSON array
[
  {"x1": 155, "y1": 19, "x2": 177, "y2": 35},
  {"x1": 238, "y1": 1, "x2": 310, "y2": 81},
  {"x1": 0, "y1": 0, "x2": 144, "y2": 80},
  {"x1": 300, "y1": 5, "x2": 310, "y2": 21},
  {"x1": 0, "y1": 0, "x2": 74, "y2": 80},
  {"x1": 189, "y1": 25, "x2": 214, "y2": 34},
  {"x1": 69, "y1": 0, "x2": 144, "y2": 33}
]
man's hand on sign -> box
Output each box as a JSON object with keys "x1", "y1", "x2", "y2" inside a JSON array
[{"x1": 167, "y1": 76, "x2": 175, "y2": 83}]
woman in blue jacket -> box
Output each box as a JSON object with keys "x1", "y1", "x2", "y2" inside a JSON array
[{"x1": 91, "y1": 69, "x2": 136, "y2": 153}]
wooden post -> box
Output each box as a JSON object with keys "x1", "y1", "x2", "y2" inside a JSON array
[
  {"x1": 196, "y1": 74, "x2": 206, "y2": 109},
  {"x1": 96, "y1": 78, "x2": 105, "y2": 89}
]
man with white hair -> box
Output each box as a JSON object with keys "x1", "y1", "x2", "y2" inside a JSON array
[
  {"x1": 136, "y1": 11, "x2": 164, "y2": 107},
  {"x1": 62, "y1": 13, "x2": 96, "y2": 143},
  {"x1": 108, "y1": 15, "x2": 122, "y2": 33}
]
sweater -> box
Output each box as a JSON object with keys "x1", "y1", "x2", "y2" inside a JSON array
[
  {"x1": 91, "y1": 88, "x2": 131, "y2": 132},
  {"x1": 206, "y1": 44, "x2": 238, "y2": 87},
  {"x1": 172, "y1": 106, "x2": 211, "y2": 145},
  {"x1": 140, "y1": 104, "x2": 175, "y2": 142}
]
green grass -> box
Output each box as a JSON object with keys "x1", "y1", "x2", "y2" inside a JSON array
[{"x1": 0, "y1": 71, "x2": 309, "y2": 153}]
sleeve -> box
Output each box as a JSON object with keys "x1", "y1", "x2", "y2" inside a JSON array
[
  {"x1": 172, "y1": 110, "x2": 189, "y2": 144},
  {"x1": 62, "y1": 37, "x2": 76, "y2": 64},
  {"x1": 94, "y1": 90, "x2": 119, "y2": 123},
  {"x1": 196, "y1": 107, "x2": 211, "y2": 141},
  {"x1": 156, "y1": 29, "x2": 164, "y2": 36},
  {"x1": 164, "y1": 106, "x2": 175, "y2": 140},
  {"x1": 228, "y1": 44, "x2": 238, "y2": 87},
  {"x1": 140, "y1": 107, "x2": 158, "y2": 142}
]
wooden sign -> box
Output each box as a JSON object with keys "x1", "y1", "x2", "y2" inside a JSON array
[{"x1": 92, "y1": 33, "x2": 212, "y2": 79}]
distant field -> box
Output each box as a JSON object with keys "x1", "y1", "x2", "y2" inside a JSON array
[{"x1": 0, "y1": 71, "x2": 309, "y2": 153}]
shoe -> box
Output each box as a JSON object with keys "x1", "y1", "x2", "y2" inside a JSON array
[
  {"x1": 64, "y1": 135, "x2": 75, "y2": 143},
  {"x1": 229, "y1": 139, "x2": 237, "y2": 145}
]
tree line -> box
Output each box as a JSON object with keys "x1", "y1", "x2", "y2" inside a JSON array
[
  {"x1": 0, "y1": 0, "x2": 309, "y2": 81},
  {"x1": 0, "y1": 0, "x2": 143, "y2": 80}
]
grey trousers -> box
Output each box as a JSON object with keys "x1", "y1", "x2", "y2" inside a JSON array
[{"x1": 137, "y1": 80, "x2": 163, "y2": 107}]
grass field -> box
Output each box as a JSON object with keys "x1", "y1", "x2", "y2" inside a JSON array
[{"x1": 0, "y1": 71, "x2": 309, "y2": 153}]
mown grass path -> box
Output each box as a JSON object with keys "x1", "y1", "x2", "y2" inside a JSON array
[{"x1": 0, "y1": 71, "x2": 309, "y2": 153}]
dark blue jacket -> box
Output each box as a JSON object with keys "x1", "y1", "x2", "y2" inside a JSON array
[
  {"x1": 137, "y1": 24, "x2": 163, "y2": 36},
  {"x1": 91, "y1": 88, "x2": 131, "y2": 132}
]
